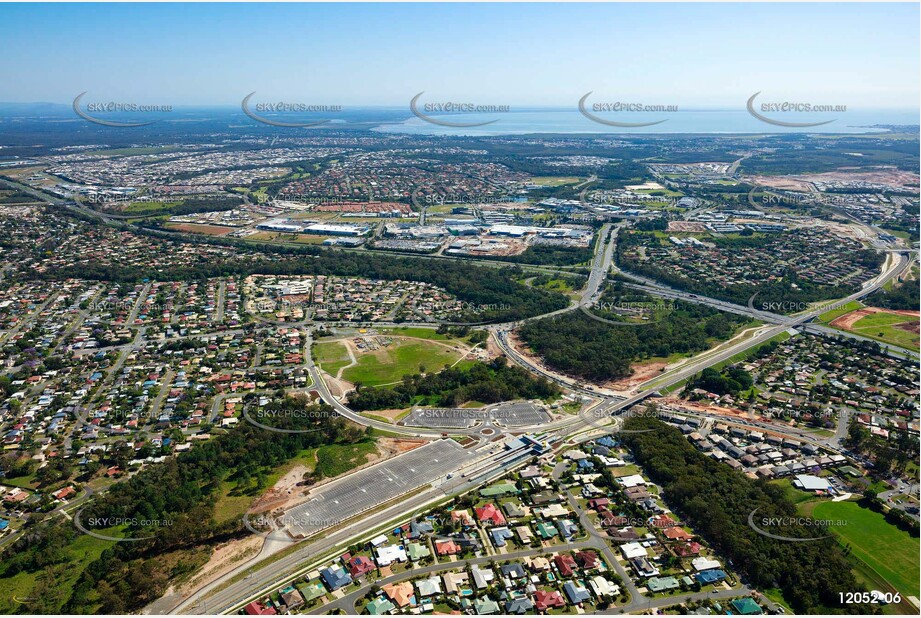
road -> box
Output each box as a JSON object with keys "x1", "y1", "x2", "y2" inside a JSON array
[{"x1": 21, "y1": 184, "x2": 909, "y2": 614}]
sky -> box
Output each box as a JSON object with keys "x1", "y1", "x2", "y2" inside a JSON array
[{"x1": 0, "y1": 2, "x2": 918, "y2": 109}]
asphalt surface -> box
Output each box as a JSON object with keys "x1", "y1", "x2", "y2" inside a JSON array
[{"x1": 41, "y1": 209, "x2": 898, "y2": 615}]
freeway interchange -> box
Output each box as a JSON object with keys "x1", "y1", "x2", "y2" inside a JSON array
[{"x1": 154, "y1": 219, "x2": 917, "y2": 615}]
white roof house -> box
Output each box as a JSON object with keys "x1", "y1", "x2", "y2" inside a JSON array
[
  {"x1": 620, "y1": 542, "x2": 648, "y2": 559},
  {"x1": 692, "y1": 557, "x2": 722, "y2": 572},
  {"x1": 793, "y1": 474, "x2": 831, "y2": 491},
  {"x1": 375, "y1": 544, "x2": 408, "y2": 566},
  {"x1": 618, "y1": 474, "x2": 647, "y2": 488},
  {"x1": 589, "y1": 575, "x2": 620, "y2": 598}
]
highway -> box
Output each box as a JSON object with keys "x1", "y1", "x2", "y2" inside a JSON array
[{"x1": 42, "y1": 188, "x2": 903, "y2": 615}]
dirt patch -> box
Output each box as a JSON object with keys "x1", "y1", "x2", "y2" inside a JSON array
[
  {"x1": 607, "y1": 361, "x2": 668, "y2": 391},
  {"x1": 486, "y1": 334, "x2": 505, "y2": 358},
  {"x1": 174, "y1": 535, "x2": 263, "y2": 598},
  {"x1": 660, "y1": 397, "x2": 761, "y2": 422},
  {"x1": 250, "y1": 460, "x2": 317, "y2": 514},
  {"x1": 831, "y1": 308, "x2": 875, "y2": 330},
  {"x1": 366, "y1": 407, "x2": 408, "y2": 422},
  {"x1": 322, "y1": 370, "x2": 355, "y2": 398},
  {"x1": 667, "y1": 221, "x2": 707, "y2": 233},
  {"x1": 747, "y1": 168, "x2": 920, "y2": 194},
  {"x1": 830, "y1": 307, "x2": 920, "y2": 331},
  {"x1": 377, "y1": 437, "x2": 427, "y2": 455},
  {"x1": 165, "y1": 223, "x2": 234, "y2": 235}
]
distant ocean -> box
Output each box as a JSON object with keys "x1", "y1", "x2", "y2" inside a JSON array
[{"x1": 372, "y1": 108, "x2": 920, "y2": 136}]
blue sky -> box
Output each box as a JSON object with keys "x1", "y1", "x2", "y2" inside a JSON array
[{"x1": 0, "y1": 3, "x2": 918, "y2": 108}]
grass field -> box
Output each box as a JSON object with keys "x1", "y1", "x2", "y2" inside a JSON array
[
  {"x1": 0, "y1": 530, "x2": 117, "y2": 613},
  {"x1": 123, "y1": 200, "x2": 181, "y2": 214},
  {"x1": 847, "y1": 311, "x2": 919, "y2": 351},
  {"x1": 529, "y1": 176, "x2": 581, "y2": 186},
  {"x1": 528, "y1": 276, "x2": 579, "y2": 293},
  {"x1": 810, "y1": 500, "x2": 920, "y2": 603},
  {"x1": 769, "y1": 479, "x2": 819, "y2": 506},
  {"x1": 212, "y1": 448, "x2": 319, "y2": 524},
  {"x1": 817, "y1": 300, "x2": 863, "y2": 323},
  {"x1": 378, "y1": 326, "x2": 458, "y2": 342},
  {"x1": 313, "y1": 341, "x2": 353, "y2": 376},
  {"x1": 315, "y1": 441, "x2": 378, "y2": 478},
  {"x1": 341, "y1": 338, "x2": 463, "y2": 386}
]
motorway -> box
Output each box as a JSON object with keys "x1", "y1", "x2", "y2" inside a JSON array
[
  {"x1": 21, "y1": 183, "x2": 908, "y2": 614},
  {"x1": 152, "y1": 221, "x2": 917, "y2": 615},
  {"x1": 5, "y1": 169, "x2": 917, "y2": 616}
]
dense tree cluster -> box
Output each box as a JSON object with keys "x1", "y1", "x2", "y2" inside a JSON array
[
  {"x1": 99, "y1": 194, "x2": 243, "y2": 217},
  {"x1": 621, "y1": 417, "x2": 878, "y2": 614},
  {"x1": 868, "y1": 277, "x2": 920, "y2": 311},
  {"x1": 685, "y1": 365, "x2": 753, "y2": 396},
  {"x1": 616, "y1": 230, "x2": 884, "y2": 310},
  {"x1": 518, "y1": 290, "x2": 747, "y2": 381},
  {"x1": 0, "y1": 399, "x2": 367, "y2": 614},
  {"x1": 845, "y1": 420, "x2": 919, "y2": 480},
  {"x1": 492, "y1": 244, "x2": 593, "y2": 266},
  {"x1": 347, "y1": 357, "x2": 559, "y2": 410},
  {"x1": 44, "y1": 234, "x2": 569, "y2": 324}
]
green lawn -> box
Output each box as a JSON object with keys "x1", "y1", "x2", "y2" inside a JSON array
[
  {"x1": 341, "y1": 339, "x2": 462, "y2": 386},
  {"x1": 769, "y1": 479, "x2": 819, "y2": 506},
  {"x1": 315, "y1": 441, "x2": 378, "y2": 478},
  {"x1": 810, "y1": 500, "x2": 920, "y2": 602},
  {"x1": 847, "y1": 312, "x2": 919, "y2": 351},
  {"x1": 378, "y1": 326, "x2": 464, "y2": 343},
  {"x1": 529, "y1": 176, "x2": 581, "y2": 186},
  {"x1": 817, "y1": 300, "x2": 863, "y2": 323},
  {"x1": 313, "y1": 340, "x2": 353, "y2": 376},
  {"x1": 0, "y1": 529, "x2": 117, "y2": 613},
  {"x1": 123, "y1": 200, "x2": 181, "y2": 214}
]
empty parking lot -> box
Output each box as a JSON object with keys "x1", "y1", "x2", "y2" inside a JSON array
[{"x1": 283, "y1": 439, "x2": 476, "y2": 537}]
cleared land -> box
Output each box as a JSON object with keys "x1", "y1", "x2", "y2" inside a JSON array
[
  {"x1": 830, "y1": 307, "x2": 920, "y2": 351},
  {"x1": 810, "y1": 500, "x2": 920, "y2": 604},
  {"x1": 313, "y1": 340, "x2": 353, "y2": 376},
  {"x1": 340, "y1": 337, "x2": 465, "y2": 386},
  {"x1": 528, "y1": 176, "x2": 581, "y2": 186}
]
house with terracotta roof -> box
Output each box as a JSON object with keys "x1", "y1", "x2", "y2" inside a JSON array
[
  {"x1": 554, "y1": 553, "x2": 577, "y2": 577},
  {"x1": 663, "y1": 526, "x2": 693, "y2": 541},
  {"x1": 381, "y1": 581, "x2": 415, "y2": 608},
  {"x1": 475, "y1": 503, "x2": 506, "y2": 526},
  {"x1": 347, "y1": 555, "x2": 376, "y2": 578},
  {"x1": 243, "y1": 601, "x2": 277, "y2": 615},
  {"x1": 575, "y1": 550, "x2": 600, "y2": 570},
  {"x1": 450, "y1": 509, "x2": 473, "y2": 526},
  {"x1": 674, "y1": 541, "x2": 702, "y2": 556},
  {"x1": 534, "y1": 589, "x2": 566, "y2": 611},
  {"x1": 51, "y1": 486, "x2": 76, "y2": 501},
  {"x1": 434, "y1": 538, "x2": 461, "y2": 556}
]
